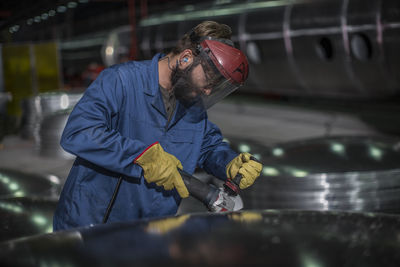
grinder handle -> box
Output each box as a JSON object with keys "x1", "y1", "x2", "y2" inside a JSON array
[
  {"x1": 231, "y1": 156, "x2": 261, "y2": 191},
  {"x1": 178, "y1": 169, "x2": 218, "y2": 208}
]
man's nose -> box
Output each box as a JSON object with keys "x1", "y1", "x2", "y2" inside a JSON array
[{"x1": 202, "y1": 88, "x2": 212, "y2": 96}]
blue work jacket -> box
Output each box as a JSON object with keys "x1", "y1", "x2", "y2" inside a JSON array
[{"x1": 53, "y1": 54, "x2": 237, "y2": 230}]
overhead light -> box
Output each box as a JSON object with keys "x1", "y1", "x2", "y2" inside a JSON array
[
  {"x1": 41, "y1": 13, "x2": 49, "y2": 20},
  {"x1": 34, "y1": 16, "x2": 41, "y2": 23},
  {"x1": 60, "y1": 94, "x2": 70, "y2": 109},
  {"x1": 57, "y1": 5, "x2": 67, "y2": 13},
  {"x1": 68, "y1": 1, "x2": 78, "y2": 8},
  {"x1": 26, "y1": 18, "x2": 34, "y2": 25},
  {"x1": 49, "y1": 10, "x2": 56, "y2": 16},
  {"x1": 105, "y1": 46, "x2": 114, "y2": 56},
  {"x1": 8, "y1": 25, "x2": 20, "y2": 33}
]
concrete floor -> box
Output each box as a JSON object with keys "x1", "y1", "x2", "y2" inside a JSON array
[{"x1": 1, "y1": 96, "x2": 397, "y2": 182}]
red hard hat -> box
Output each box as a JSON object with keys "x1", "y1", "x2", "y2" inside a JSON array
[{"x1": 200, "y1": 39, "x2": 249, "y2": 85}]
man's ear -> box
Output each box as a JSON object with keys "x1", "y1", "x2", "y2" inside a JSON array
[{"x1": 178, "y1": 49, "x2": 194, "y2": 66}]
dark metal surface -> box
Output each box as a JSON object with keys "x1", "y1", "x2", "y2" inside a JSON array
[
  {"x1": 240, "y1": 135, "x2": 400, "y2": 213},
  {"x1": 0, "y1": 197, "x2": 57, "y2": 242},
  {"x1": 103, "y1": 0, "x2": 400, "y2": 98},
  {"x1": 0, "y1": 168, "x2": 61, "y2": 199},
  {"x1": 20, "y1": 92, "x2": 82, "y2": 158},
  {"x1": 1, "y1": 210, "x2": 400, "y2": 266}
]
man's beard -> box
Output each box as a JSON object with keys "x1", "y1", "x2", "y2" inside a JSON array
[{"x1": 171, "y1": 65, "x2": 202, "y2": 109}]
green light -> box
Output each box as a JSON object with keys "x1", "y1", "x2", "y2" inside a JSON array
[
  {"x1": 301, "y1": 254, "x2": 323, "y2": 267},
  {"x1": 12, "y1": 206, "x2": 23, "y2": 213},
  {"x1": 32, "y1": 215, "x2": 48, "y2": 226},
  {"x1": 0, "y1": 175, "x2": 10, "y2": 184},
  {"x1": 369, "y1": 146, "x2": 383, "y2": 160},
  {"x1": 292, "y1": 169, "x2": 308, "y2": 177},
  {"x1": 262, "y1": 166, "x2": 280, "y2": 176},
  {"x1": 330, "y1": 142, "x2": 345, "y2": 155},
  {"x1": 9, "y1": 183, "x2": 19, "y2": 191},
  {"x1": 14, "y1": 191, "x2": 25, "y2": 197},
  {"x1": 272, "y1": 148, "x2": 284, "y2": 157},
  {"x1": 0, "y1": 203, "x2": 23, "y2": 214},
  {"x1": 238, "y1": 144, "x2": 250, "y2": 153}
]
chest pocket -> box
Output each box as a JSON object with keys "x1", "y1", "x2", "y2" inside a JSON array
[
  {"x1": 168, "y1": 128, "x2": 196, "y2": 143},
  {"x1": 164, "y1": 128, "x2": 200, "y2": 172}
]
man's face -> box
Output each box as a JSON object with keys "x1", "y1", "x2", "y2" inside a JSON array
[{"x1": 171, "y1": 61, "x2": 213, "y2": 108}]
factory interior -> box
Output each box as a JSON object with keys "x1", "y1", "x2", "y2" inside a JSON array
[{"x1": 0, "y1": 0, "x2": 400, "y2": 266}]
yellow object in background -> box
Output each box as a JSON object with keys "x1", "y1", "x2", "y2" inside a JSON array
[
  {"x1": 2, "y1": 42, "x2": 61, "y2": 116},
  {"x1": 2, "y1": 44, "x2": 32, "y2": 117},
  {"x1": 146, "y1": 215, "x2": 190, "y2": 234},
  {"x1": 229, "y1": 211, "x2": 262, "y2": 223},
  {"x1": 34, "y1": 42, "x2": 61, "y2": 93}
]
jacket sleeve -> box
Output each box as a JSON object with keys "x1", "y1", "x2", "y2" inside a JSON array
[
  {"x1": 60, "y1": 68, "x2": 145, "y2": 178},
  {"x1": 197, "y1": 118, "x2": 238, "y2": 180}
]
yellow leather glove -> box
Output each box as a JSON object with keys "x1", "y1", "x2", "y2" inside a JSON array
[
  {"x1": 226, "y1": 152, "x2": 262, "y2": 189},
  {"x1": 134, "y1": 142, "x2": 189, "y2": 198}
]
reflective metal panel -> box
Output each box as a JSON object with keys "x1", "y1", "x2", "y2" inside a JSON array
[
  {"x1": 104, "y1": 0, "x2": 400, "y2": 98},
  {"x1": 1, "y1": 210, "x2": 400, "y2": 266},
  {"x1": 20, "y1": 92, "x2": 82, "y2": 158},
  {"x1": 0, "y1": 197, "x2": 57, "y2": 242},
  {"x1": 0, "y1": 168, "x2": 61, "y2": 199},
  {"x1": 241, "y1": 135, "x2": 400, "y2": 213}
]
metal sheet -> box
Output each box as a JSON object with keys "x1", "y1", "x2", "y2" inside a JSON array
[
  {"x1": 0, "y1": 168, "x2": 61, "y2": 199},
  {"x1": 0, "y1": 197, "x2": 57, "y2": 242},
  {"x1": 1, "y1": 210, "x2": 400, "y2": 266},
  {"x1": 240, "y1": 135, "x2": 400, "y2": 213}
]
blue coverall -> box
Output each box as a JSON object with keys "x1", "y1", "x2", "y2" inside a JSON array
[{"x1": 53, "y1": 54, "x2": 237, "y2": 230}]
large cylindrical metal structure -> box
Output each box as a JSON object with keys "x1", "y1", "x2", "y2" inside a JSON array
[
  {"x1": 1, "y1": 210, "x2": 400, "y2": 266},
  {"x1": 103, "y1": 0, "x2": 400, "y2": 98}
]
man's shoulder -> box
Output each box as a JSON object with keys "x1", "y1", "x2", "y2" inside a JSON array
[{"x1": 109, "y1": 59, "x2": 152, "y2": 74}]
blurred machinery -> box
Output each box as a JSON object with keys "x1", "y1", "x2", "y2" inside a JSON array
[
  {"x1": 0, "y1": 169, "x2": 61, "y2": 241},
  {"x1": 0, "y1": 92, "x2": 12, "y2": 142},
  {"x1": 237, "y1": 135, "x2": 400, "y2": 213},
  {"x1": 21, "y1": 92, "x2": 83, "y2": 159},
  {"x1": 102, "y1": 0, "x2": 400, "y2": 99}
]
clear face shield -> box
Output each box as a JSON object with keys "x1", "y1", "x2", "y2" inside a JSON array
[{"x1": 172, "y1": 49, "x2": 242, "y2": 112}]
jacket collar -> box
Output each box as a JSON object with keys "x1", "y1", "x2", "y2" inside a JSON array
[{"x1": 143, "y1": 53, "x2": 164, "y2": 96}]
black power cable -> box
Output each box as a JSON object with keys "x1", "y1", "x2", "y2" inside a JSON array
[{"x1": 102, "y1": 176, "x2": 123, "y2": 223}]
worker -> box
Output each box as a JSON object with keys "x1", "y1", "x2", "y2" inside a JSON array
[{"x1": 53, "y1": 21, "x2": 262, "y2": 230}]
